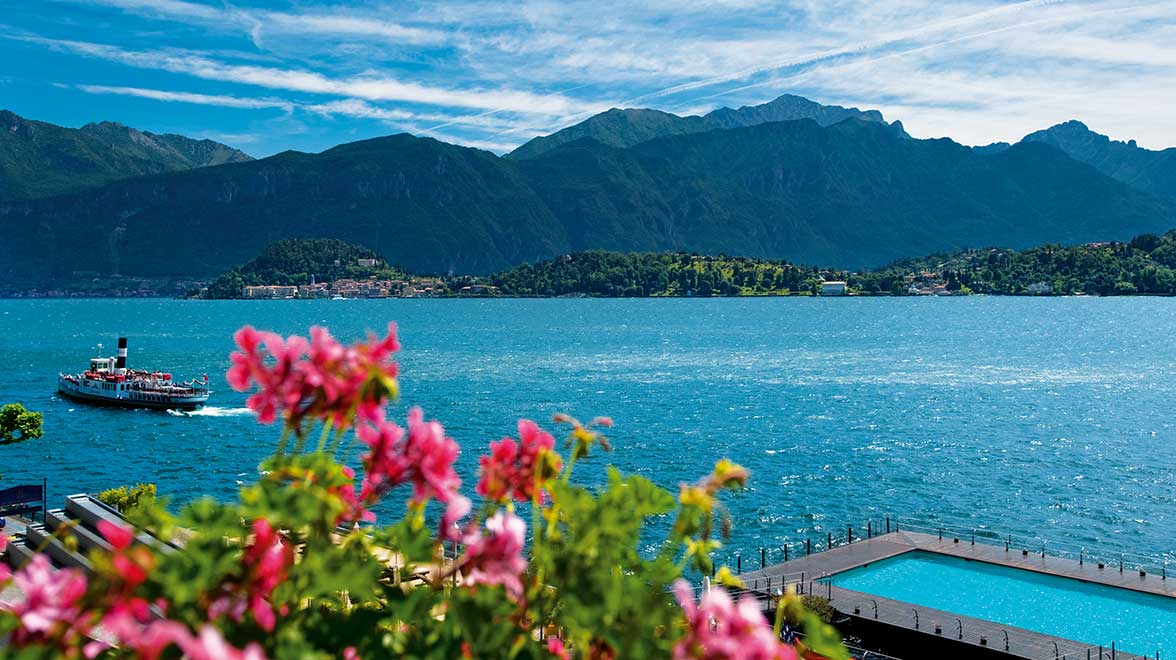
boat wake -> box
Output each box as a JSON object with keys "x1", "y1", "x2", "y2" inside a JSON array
[{"x1": 167, "y1": 406, "x2": 252, "y2": 417}]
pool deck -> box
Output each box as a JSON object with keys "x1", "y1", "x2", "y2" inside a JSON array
[{"x1": 736, "y1": 530, "x2": 1163, "y2": 659}]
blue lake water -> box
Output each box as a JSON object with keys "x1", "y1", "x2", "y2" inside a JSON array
[
  {"x1": 1, "y1": 297, "x2": 1175, "y2": 567},
  {"x1": 832, "y1": 550, "x2": 1176, "y2": 653}
]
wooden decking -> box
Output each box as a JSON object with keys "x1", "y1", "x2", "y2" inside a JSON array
[{"x1": 734, "y1": 531, "x2": 1161, "y2": 659}]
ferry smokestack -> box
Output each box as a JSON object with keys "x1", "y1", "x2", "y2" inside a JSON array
[{"x1": 116, "y1": 337, "x2": 128, "y2": 373}]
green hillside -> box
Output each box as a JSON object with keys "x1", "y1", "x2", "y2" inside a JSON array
[
  {"x1": 205, "y1": 239, "x2": 405, "y2": 297},
  {"x1": 0, "y1": 110, "x2": 252, "y2": 201},
  {"x1": 488, "y1": 251, "x2": 838, "y2": 296}
]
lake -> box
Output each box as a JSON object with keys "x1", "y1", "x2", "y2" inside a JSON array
[{"x1": 2, "y1": 297, "x2": 1174, "y2": 566}]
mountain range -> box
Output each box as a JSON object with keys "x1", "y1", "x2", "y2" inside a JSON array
[
  {"x1": 0, "y1": 110, "x2": 253, "y2": 202},
  {"x1": 1, "y1": 96, "x2": 1174, "y2": 287},
  {"x1": 506, "y1": 93, "x2": 907, "y2": 160},
  {"x1": 979, "y1": 120, "x2": 1176, "y2": 200}
]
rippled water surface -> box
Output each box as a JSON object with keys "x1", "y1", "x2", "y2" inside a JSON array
[{"x1": 2, "y1": 297, "x2": 1174, "y2": 564}]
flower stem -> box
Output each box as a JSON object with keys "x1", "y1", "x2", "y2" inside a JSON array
[
  {"x1": 772, "y1": 595, "x2": 786, "y2": 637},
  {"x1": 316, "y1": 423, "x2": 333, "y2": 453},
  {"x1": 276, "y1": 426, "x2": 291, "y2": 455}
]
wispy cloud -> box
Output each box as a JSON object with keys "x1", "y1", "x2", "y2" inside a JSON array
[
  {"x1": 58, "y1": 0, "x2": 446, "y2": 45},
  {"x1": 18, "y1": 35, "x2": 599, "y2": 116},
  {"x1": 76, "y1": 84, "x2": 295, "y2": 111}
]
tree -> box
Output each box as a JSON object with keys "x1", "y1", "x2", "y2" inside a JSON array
[
  {"x1": 96, "y1": 483, "x2": 157, "y2": 513},
  {"x1": 0, "y1": 403, "x2": 42, "y2": 446},
  {"x1": 1, "y1": 402, "x2": 42, "y2": 480}
]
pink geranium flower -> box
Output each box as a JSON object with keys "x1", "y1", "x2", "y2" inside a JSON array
[
  {"x1": 463, "y1": 510, "x2": 528, "y2": 600},
  {"x1": 241, "y1": 519, "x2": 294, "y2": 632},
  {"x1": 332, "y1": 466, "x2": 376, "y2": 525},
  {"x1": 403, "y1": 406, "x2": 461, "y2": 504},
  {"x1": 356, "y1": 413, "x2": 411, "y2": 502},
  {"x1": 0, "y1": 534, "x2": 9, "y2": 583},
  {"x1": 207, "y1": 519, "x2": 294, "y2": 633},
  {"x1": 178, "y1": 624, "x2": 268, "y2": 660},
  {"x1": 477, "y1": 419, "x2": 559, "y2": 503},
  {"x1": 672, "y1": 580, "x2": 797, "y2": 660},
  {"x1": 356, "y1": 407, "x2": 467, "y2": 534},
  {"x1": 547, "y1": 638, "x2": 570, "y2": 660},
  {"x1": 4, "y1": 554, "x2": 88, "y2": 641},
  {"x1": 228, "y1": 323, "x2": 399, "y2": 431}
]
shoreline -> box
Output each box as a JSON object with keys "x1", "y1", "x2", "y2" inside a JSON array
[{"x1": 3, "y1": 292, "x2": 1175, "y2": 301}]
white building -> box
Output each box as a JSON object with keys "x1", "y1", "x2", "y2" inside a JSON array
[
  {"x1": 819, "y1": 281, "x2": 848, "y2": 296},
  {"x1": 1027, "y1": 281, "x2": 1052, "y2": 295}
]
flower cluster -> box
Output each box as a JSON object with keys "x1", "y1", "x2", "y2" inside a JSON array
[
  {"x1": 477, "y1": 419, "x2": 560, "y2": 502},
  {"x1": 97, "y1": 520, "x2": 157, "y2": 629},
  {"x1": 672, "y1": 580, "x2": 798, "y2": 660},
  {"x1": 104, "y1": 619, "x2": 267, "y2": 660},
  {"x1": 227, "y1": 323, "x2": 399, "y2": 430},
  {"x1": 462, "y1": 510, "x2": 528, "y2": 600},
  {"x1": 207, "y1": 519, "x2": 295, "y2": 632},
  {"x1": 4, "y1": 554, "x2": 88, "y2": 648},
  {"x1": 356, "y1": 406, "x2": 470, "y2": 538}
]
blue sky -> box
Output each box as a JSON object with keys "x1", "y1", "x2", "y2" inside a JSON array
[{"x1": 2, "y1": 0, "x2": 1174, "y2": 157}]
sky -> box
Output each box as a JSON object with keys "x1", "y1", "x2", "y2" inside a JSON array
[{"x1": 2, "y1": 0, "x2": 1175, "y2": 157}]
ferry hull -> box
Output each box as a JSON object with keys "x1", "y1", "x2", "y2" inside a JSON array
[{"x1": 58, "y1": 379, "x2": 209, "y2": 411}]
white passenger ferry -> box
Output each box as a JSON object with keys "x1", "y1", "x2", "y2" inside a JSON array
[{"x1": 57, "y1": 337, "x2": 210, "y2": 410}]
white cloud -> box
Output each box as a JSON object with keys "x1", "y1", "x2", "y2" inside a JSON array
[
  {"x1": 304, "y1": 98, "x2": 415, "y2": 121},
  {"x1": 76, "y1": 84, "x2": 295, "y2": 112},
  {"x1": 59, "y1": 0, "x2": 446, "y2": 45},
  {"x1": 23, "y1": 36, "x2": 601, "y2": 116}
]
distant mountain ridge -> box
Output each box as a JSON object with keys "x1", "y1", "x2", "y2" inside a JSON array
[
  {"x1": 0, "y1": 110, "x2": 253, "y2": 201},
  {"x1": 2, "y1": 116, "x2": 1171, "y2": 287},
  {"x1": 975, "y1": 120, "x2": 1176, "y2": 200},
  {"x1": 506, "y1": 93, "x2": 907, "y2": 160}
]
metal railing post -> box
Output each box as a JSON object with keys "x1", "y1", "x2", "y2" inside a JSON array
[
  {"x1": 886, "y1": 516, "x2": 890, "y2": 533},
  {"x1": 737, "y1": 553, "x2": 741, "y2": 574},
  {"x1": 848, "y1": 526, "x2": 853, "y2": 544},
  {"x1": 955, "y1": 618, "x2": 963, "y2": 640},
  {"x1": 827, "y1": 532, "x2": 832, "y2": 550},
  {"x1": 784, "y1": 544, "x2": 789, "y2": 562},
  {"x1": 761, "y1": 547, "x2": 766, "y2": 569},
  {"x1": 912, "y1": 608, "x2": 919, "y2": 629},
  {"x1": 868, "y1": 520, "x2": 872, "y2": 538}
]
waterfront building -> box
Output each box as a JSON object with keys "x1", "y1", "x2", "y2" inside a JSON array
[{"x1": 819, "y1": 281, "x2": 848, "y2": 296}]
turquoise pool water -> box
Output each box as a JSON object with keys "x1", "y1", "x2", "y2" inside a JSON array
[{"x1": 832, "y1": 551, "x2": 1176, "y2": 654}]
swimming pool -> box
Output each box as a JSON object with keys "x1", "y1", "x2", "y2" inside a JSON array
[{"x1": 831, "y1": 551, "x2": 1176, "y2": 655}]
